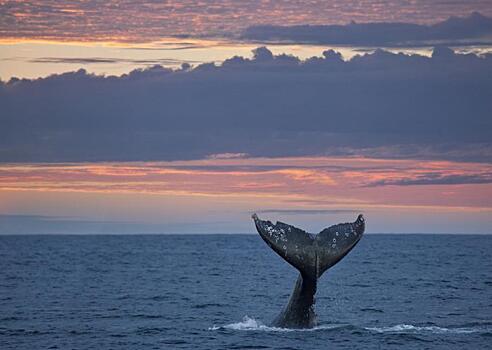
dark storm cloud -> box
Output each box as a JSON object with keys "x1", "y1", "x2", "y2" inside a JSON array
[
  {"x1": 1, "y1": 47, "x2": 492, "y2": 163},
  {"x1": 242, "y1": 12, "x2": 492, "y2": 46}
]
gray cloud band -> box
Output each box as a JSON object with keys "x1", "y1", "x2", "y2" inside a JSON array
[
  {"x1": 242, "y1": 12, "x2": 492, "y2": 47},
  {"x1": 1, "y1": 47, "x2": 491, "y2": 163}
]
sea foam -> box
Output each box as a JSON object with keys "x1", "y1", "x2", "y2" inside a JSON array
[
  {"x1": 209, "y1": 316, "x2": 351, "y2": 332},
  {"x1": 210, "y1": 316, "x2": 490, "y2": 335}
]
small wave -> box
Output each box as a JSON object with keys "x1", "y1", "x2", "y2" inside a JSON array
[
  {"x1": 135, "y1": 326, "x2": 171, "y2": 335},
  {"x1": 366, "y1": 324, "x2": 485, "y2": 334},
  {"x1": 129, "y1": 314, "x2": 164, "y2": 319},
  {"x1": 360, "y1": 307, "x2": 384, "y2": 313},
  {"x1": 209, "y1": 316, "x2": 349, "y2": 332},
  {"x1": 67, "y1": 329, "x2": 90, "y2": 335},
  {"x1": 193, "y1": 303, "x2": 223, "y2": 309},
  {"x1": 0, "y1": 316, "x2": 24, "y2": 321},
  {"x1": 0, "y1": 328, "x2": 52, "y2": 336}
]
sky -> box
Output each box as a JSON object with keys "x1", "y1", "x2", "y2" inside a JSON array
[{"x1": 1, "y1": 1, "x2": 492, "y2": 234}]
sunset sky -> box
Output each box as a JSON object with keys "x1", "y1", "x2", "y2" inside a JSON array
[{"x1": 1, "y1": 1, "x2": 492, "y2": 233}]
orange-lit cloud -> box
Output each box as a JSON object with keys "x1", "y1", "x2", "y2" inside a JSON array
[{"x1": 1, "y1": 157, "x2": 491, "y2": 210}]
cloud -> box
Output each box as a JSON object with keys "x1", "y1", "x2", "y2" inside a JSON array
[
  {"x1": 206, "y1": 153, "x2": 249, "y2": 160},
  {"x1": 242, "y1": 12, "x2": 492, "y2": 46},
  {"x1": 2, "y1": 158, "x2": 492, "y2": 209},
  {"x1": 1, "y1": 47, "x2": 491, "y2": 163},
  {"x1": 1, "y1": 158, "x2": 491, "y2": 233},
  {"x1": 367, "y1": 173, "x2": 492, "y2": 187},
  {"x1": 28, "y1": 57, "x2": 202, "y2": 66},
  {"x1": 122, "y1": 43, "x2": 216, "y2": 51},
  {"x1": 3, "y1": 2, "x2": 492, "y2": 43}
]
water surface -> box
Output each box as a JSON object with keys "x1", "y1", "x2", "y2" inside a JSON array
[{"x1": 1, "y1": 234, "x2": 491, "y2": 349}]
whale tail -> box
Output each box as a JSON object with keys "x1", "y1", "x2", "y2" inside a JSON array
[
  {"x1": 252, "y1": 214, "x2": 365, "y2": 279},
  {"x1": 252, "y1": 213, "x2": 365, "y2": 328}
]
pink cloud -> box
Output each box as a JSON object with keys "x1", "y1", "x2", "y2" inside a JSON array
[
  {"x1": 2, "y1": 1, "x2": 492, "y2": 42},
  {"x1": 1, "y1": 156, "x2": 491, "y2": 210}
]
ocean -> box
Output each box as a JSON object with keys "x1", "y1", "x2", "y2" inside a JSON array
[{"x1": 1, "y1": 234, "x2": 491, "y2": 349}]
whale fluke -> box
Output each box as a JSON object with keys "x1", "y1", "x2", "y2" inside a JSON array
[{"x1": 252, "y1": 213, "x2": 365, "y2": 328}]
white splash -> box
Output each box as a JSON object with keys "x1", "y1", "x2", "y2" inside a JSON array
[
  {"x1": 208, "y1": 316, "x2": 278, "y2": 331},
  {"x1": 209, "y1": 318, "x2": 490, "y2": 335},
  {"x1": 366, "y1": 324, "x2": 483, "y2": 334},
  {"x1": 209, "y1": 316, "x2": 348, "y2": 332}
]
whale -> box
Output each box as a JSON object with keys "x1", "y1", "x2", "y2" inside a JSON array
[{"x1": 252, "y1": 213, "x2": 365, "y2": 328}]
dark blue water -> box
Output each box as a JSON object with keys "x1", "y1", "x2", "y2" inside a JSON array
[{"x1": 1, "y1": 234, "x2": 491, "y2": 349}]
